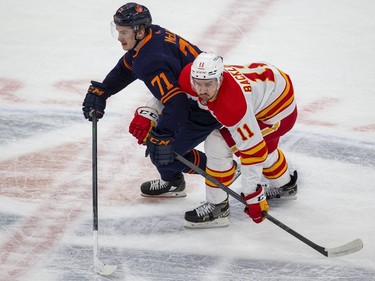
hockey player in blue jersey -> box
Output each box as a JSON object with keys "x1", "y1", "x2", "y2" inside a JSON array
[{"x1": 82, "y1": 2, "x2": 221, "y2": 197}]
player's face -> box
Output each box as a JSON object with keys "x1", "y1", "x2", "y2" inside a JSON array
[
  {"x1": 192, "y1": 78, "x2": 219, "y2": 101},
  {"x1": 115, "y1": 26, "x2": 137, "y2": 51}
]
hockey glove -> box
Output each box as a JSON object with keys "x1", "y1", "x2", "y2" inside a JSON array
[
  {"x1": 129, "y1": 106, "x2": 159, "y2": 144},
  {"x1": 82, "y1": 81, "x2": 111, "y2": 121},
  {"x1": 145, "y1": 129, "x2": 175, "y2": 166},
  {"x1": 242, "y1": 185, "x2": 269, "y2": 224}
]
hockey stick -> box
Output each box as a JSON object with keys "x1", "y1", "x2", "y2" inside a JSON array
[
  {"x1": 91, "y1": 110, "x2": 117, "y2": 275},
  {"x1": 174, "y1": 152, "x2": 363, "y2": 257}
]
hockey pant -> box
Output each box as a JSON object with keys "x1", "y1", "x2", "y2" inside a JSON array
[
  {"x1": 204, "y1": 107, "x2": 298, "y2": 204},
  {"x1": 154, "y1": 105, "x2": 221, "y2": 182}
]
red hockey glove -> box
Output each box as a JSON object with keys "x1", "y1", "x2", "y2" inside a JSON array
[
  {"x1": 242, "y1": 185, "x2": 269, "y2": 224},
  {"x1": 129, "y1": 106, "x2": 159, "y2": 144}
]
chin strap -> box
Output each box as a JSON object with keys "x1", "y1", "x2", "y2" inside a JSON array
[
  {"x1": 132, "y1": 36, "x2": 143, "y2": 50},
  {"x1": 131, "y1": 26, "x2": 149, "y2": 51}
]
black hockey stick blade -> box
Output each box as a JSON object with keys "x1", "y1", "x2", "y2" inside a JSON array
[{"x1": 174, "y1": 152, "x2": 364, "y2": 257}]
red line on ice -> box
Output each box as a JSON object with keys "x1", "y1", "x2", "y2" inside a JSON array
[
  {"x1": 0, "y1": 143, "x2": 90, "y2": 280},
  {"x1": 0, "y1": 1, "x2": 278, "y2": 279},
  {"x1": 0, "y1": 77, "x2": 24, "y2": 103},
  {"x1": 197, "y1": 0, "x2": 277, "y2": 56}
]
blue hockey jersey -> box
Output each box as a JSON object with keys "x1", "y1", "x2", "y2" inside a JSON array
[{"x1": 102, "y1": 24, "x2": 204, "y2": 135}]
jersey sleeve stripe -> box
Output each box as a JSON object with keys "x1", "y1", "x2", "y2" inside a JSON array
[
  {"x1": 240, "y1": 140, "x2": 268, "y2": 165},
  {"x1": 261, "y1": 121, "x2": 281, "y2": 137},
  {"x1": 255, "y1": 71, "x2": 294, "y2": 121},
  {"x1": 219, "y1": 127, "x2": 241, "y2": 156},
  {"x1": 160, "y1": 87, "x2": 185, "y2": 104},
  {"x1": 123, "y1": 57, "x2": 132, "y2": 70}
]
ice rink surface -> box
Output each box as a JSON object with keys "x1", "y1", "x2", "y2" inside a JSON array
[{"x1": 1, "y1": 0, "x2": 375, "y2": 280}]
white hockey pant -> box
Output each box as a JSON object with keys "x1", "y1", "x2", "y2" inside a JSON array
[
  {"x1": 204, "y1": 130, "x2": 291, "y2": 204},
  {"x1": 204, "y1": 130, "x2": 235, "y2": 204}
]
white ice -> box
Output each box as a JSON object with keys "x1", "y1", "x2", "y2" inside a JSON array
[{"x1": 0, "y1": 0, "x2": 375, "y2": 280}]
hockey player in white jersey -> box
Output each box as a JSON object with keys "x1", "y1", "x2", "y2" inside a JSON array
[{"x1": 178, "y1": 53, "x2": 298, "y2": 228}]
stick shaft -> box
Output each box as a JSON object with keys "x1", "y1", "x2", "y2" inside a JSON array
[
  {"x1": 174, "y1": 152, "x2": 328, "y2": 256},
  {"x1": 90, "y1": 111, "x2": 118, "y2": 274},
  {"x1": 174, "y1": 152, "x2": 246, "y2": 204},
  {"x1": 92, "y1": 112, "x2": 99, "y2": 229}
]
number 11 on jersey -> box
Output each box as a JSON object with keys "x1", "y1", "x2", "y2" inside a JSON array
[{"x1": 237, "y1": 123, "x2": 254, "y2": 141}]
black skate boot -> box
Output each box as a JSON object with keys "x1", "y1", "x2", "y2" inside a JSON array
[
  {"x1": 265, "y1": 170, "x2": 298, "y2": 200},
  {"x1": 141, "y1": 174, "x2": 186, "y2": 197},
  {"x1": 184, "y1": 197, "x2": 230, "y2": 228},
  {"x1": 233, "y1": 160, "x2": 241, "y2": 183}
]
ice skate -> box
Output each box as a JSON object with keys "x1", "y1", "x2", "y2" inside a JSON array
[
  {"x1": 184, "y1": 197, "x2": 230, "y2": 229},
  {"x1": 233, "y1": 160, "x2": 241, "y2": 183},
  {"x1": 265, "y1": 170, "x2": 298, "y2": 200},
  {"x1": 141, "y1": 175, "x2": 186, "y2": 197}
]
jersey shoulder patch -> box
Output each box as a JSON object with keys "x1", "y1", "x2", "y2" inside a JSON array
[{"x1": 210, "y1": 72, "x2": 247, "y2": 127}]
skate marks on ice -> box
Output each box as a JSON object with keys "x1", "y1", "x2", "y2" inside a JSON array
[
  {"x1": 0, "y1": 108, "x2": 82, "y2": 146},
  {"x1": 45, "y1": 211, "x2": 372, "y2": 281},
  {"x1": 48, "y1": 244, "x2": 375, "y2": 281},
  {"x1": 1, "y1": 207, "x2": 373, "y2": 280},
  {"x1": 282, "y1": 130, "x2": 375, "y2": 168},
  {"x1": 0, "y1": 114, "x2": 373, "y2": 280}
]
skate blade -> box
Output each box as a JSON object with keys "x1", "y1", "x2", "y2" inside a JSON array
[
  {"x1": 268, "y1": 195, "x2": 297, "y2": 201},
  {"x1": 141, "y1": 191, "x2": 187, "y2": 198},
  {"x1": 184, "y1": 217, "x2": 230, "y2": 229}
]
